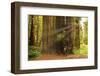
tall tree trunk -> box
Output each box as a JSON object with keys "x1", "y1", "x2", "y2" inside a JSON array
[
  {"x1": 42, "y1": 16, "x2": 48, "y2": 53},
  {"x1": 72, "y1": 18, "x2": 80, "y2": 50},
  {"x1": 64, "y1": 17, "x2": 73, "y2": 54},
  {"x1": 29, "y1": 16, "x2": 35, "y2": 45},
  {"x1": 42, "y1": 16, "x2": 57, "y2": 53},
  {"x1": 37, "y1": 16, "x2": 39, "y2": 46},
  {"x1": 48, "y1": 16, "x2": 57, "y2": 53},
  {"x1": 83, "y1": 21, "x2": 88, "y2": 45}
]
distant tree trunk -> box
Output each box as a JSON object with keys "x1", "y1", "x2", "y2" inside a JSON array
[
  {"x1": 72, "y1": 18, "x2": 80, "y2": 50},
  {"x1": 83, "y1": 21, "x2": 88, "y2": 45},
  {"x1": 38, "y1": 16, "x2": 43, "y2": 49}
]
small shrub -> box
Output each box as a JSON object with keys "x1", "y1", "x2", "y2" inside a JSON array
[
  {"x1": 73, "y1": 45, "x2": 88, "y2": 57},
  {"x1": 28, "y1": 46, "x2": 41, "y2": 59}
]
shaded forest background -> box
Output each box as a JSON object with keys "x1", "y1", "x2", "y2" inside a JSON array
[{"x1": 28, "y1": 15, "x2": 88, "y2": 60}]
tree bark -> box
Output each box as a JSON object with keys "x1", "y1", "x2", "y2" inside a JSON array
[{"x1": 29, "y1": 15, "x2": 35, "y2": 45}]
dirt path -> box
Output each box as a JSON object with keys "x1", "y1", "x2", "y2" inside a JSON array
[{"x1": 30, "y1": 53, "x2": 87, "y2": 60}]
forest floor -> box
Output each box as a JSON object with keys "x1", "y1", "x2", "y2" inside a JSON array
[
  {"x1": 29, "y1": 45, "x2": 88, "y2": 60},
  {"x1": 30, "y1": 53, "x2": 87, "y2": 60}
]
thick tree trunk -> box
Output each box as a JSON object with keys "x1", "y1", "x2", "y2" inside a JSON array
[
  {"x1": 64, "y1": 17, "x2": 73, "y2": 54},
  {"x1": 42, "y1": 16, "x2": 56, "y2": 53},
  {"x1": 42, "y1": 16, "x2": 48, "y2": 53}
]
